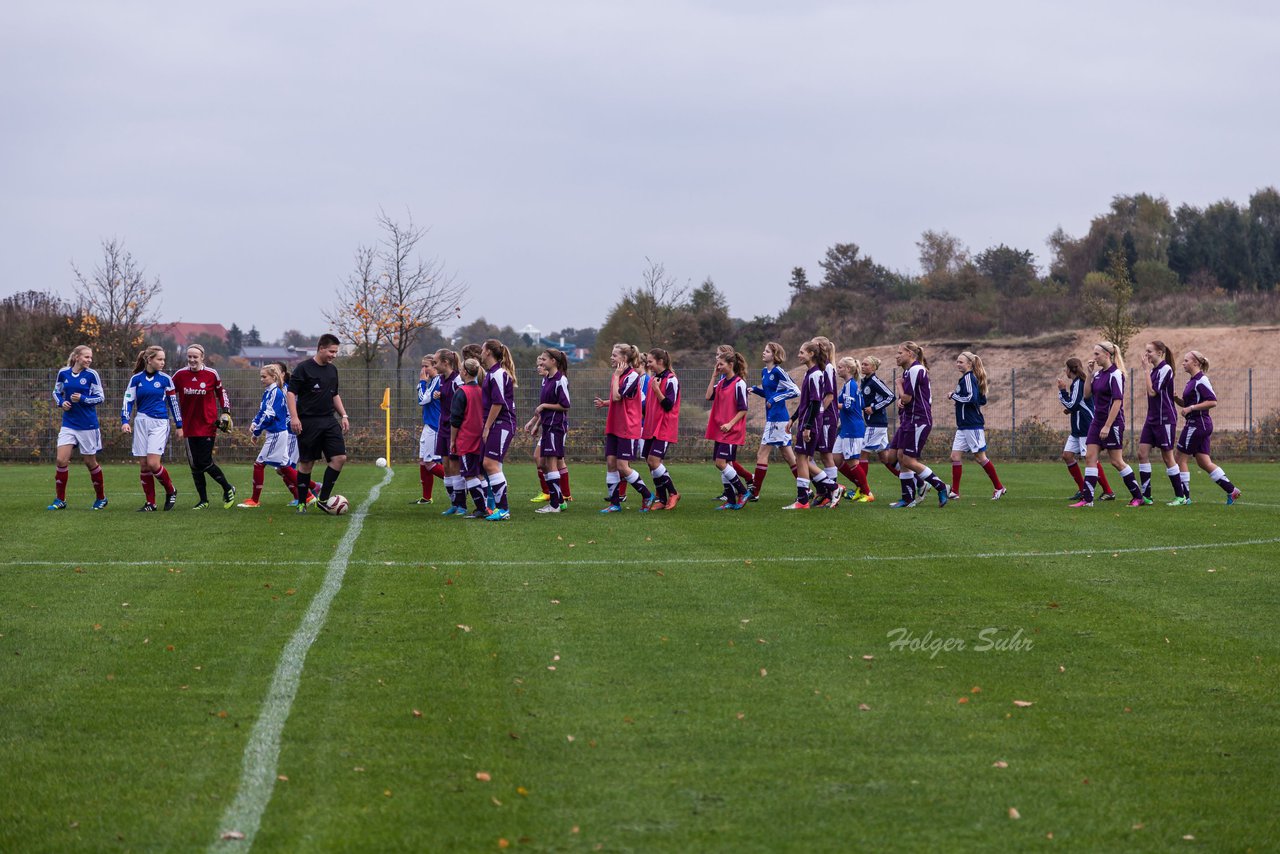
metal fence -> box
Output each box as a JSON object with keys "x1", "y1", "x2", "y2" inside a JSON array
[{"x1": 5, "y1": 366, "x2": 1279, "y2": 463}]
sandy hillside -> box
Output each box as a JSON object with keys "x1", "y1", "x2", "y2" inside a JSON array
[{"x1": 751, "y1": 326, "x2": 1279, "y2": 433}]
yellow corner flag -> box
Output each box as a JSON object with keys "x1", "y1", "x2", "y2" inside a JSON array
[{"x1": 381, "y1": 387, "x2": 392, "y2": 468}]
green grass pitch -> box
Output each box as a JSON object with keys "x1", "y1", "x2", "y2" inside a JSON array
[{"x1": 2, "y1": 461, "x2": 1278, "y2": 851}]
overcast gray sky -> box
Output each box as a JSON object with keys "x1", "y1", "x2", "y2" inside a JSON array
[{"x1": 3, "y1": 1, "x2": 1276, "y2": 344}]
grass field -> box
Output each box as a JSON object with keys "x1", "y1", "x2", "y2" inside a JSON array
[{"x1": 2, "y1": 460, "x2": 1278, "y2": 852}]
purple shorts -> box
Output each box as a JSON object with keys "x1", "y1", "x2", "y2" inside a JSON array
[
  {"x1": 890, "y1": 421, "x2": 931, "y2": 458},
  {"x1": 483, "y1": 423, "x2": 514, "y2": 462},
  {"x1": 642, "y1": 438, "x2": 670, "y2": 460},
  {"x1": 604, "y1": 433, "x2": 640, "y2": 462},
  {"x1": 712, "y1": 442, "x2": 740, "y2": 462},
  {"x1": 792, "y1": 423, "x2": 818, "y2": 457},
  {"x1": 539, "y1": 426, "x2": 566, "y2": 458},
  {"x1": 459, "y1": 452, "x2": 483, "y2": 480},
  {"x1": 1177, "y1": 423, "x2": 1212, "y2": 456},
  {"x1": 434, "y1": 424, "x2": 452, "y2": 458},
  {"x1": 1139, "y1": 422, "x2": 1176, "y2": 450},
  {"x1": 815, "y1": 421, "x2": 836, "y2": 455},
  {"x1": 1086, "y1": 418, "x2": 1125, "y2": 450}
]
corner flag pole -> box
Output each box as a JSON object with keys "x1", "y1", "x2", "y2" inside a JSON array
[{"x1": 380, "y1": 387, "x2": 392, "y2": 468}]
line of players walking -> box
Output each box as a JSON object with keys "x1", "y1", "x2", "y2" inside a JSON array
[{"x1": 47, "y1": 335, "x2": 1243, "y2": 514}]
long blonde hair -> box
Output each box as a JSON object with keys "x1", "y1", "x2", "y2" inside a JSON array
[
  {"x1": 764, "y1": 341, "x2": 786, "y2": 365},
  {"x1": 837, "y1": 355, "x2": 861, "y2": 381},
  {"x1": 1098, "y1": 341, "x2": 1125, "y2": 375},
  {"x1": 613, "y1": 343, "x2": 642, "y2": 370},
  {"x1": 901, "y1": 341, "x2": 927, "y2": 369},
  {"x1": 1188, "y1": 350, "x2": 1210, "y2": 373},
  {"x1": 133, "y1": 345, "x2": 165, "y2": 374},
  {"x1": 66, "y1": 344, "x2": 92, "y2": 368},
  {"x1": 261, "y1": 363, "x2": 285, "y2": 389},
  {"x1": 960, "y1": 351, "x2": 988, "y2": 397}
]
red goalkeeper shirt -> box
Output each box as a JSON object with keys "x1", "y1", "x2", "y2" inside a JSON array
[{"x1": 173, "y1": 366, "x2": 231, "y2": 437}]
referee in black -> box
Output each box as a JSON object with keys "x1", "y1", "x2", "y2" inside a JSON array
[{"x1": 286, "y1": 333, "x2": 351, "y2": 514}]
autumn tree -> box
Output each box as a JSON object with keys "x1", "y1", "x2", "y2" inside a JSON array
[
  {"x1": 326, "y1": 245, "x2": 385, "y2": 371},
  {"x1": 70, "y1": 238, "x2": 162, "y2": 367},
  {"x1": 374, "y1": 209, "x2": 466, "y2": 372},
  {"x1": 599, "y1": 258, "x2": 689, "y2": 354}
]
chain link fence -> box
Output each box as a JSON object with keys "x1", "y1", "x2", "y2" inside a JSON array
[{"x1": 6, "y1": 366, "x2": 1278, "y2": 463}]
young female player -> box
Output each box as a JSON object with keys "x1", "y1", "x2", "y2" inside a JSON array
[
  {"x1": 479, "y1": 338, "x2": 518, "y2": 521},
  {"x1": 449, "y1": 358, "x2": 492, "y2": 518},
  {"x1": 433, "y1": 349, "x2": 467, "y2": 515},
  {"x1": 857, "y1": 355, "x2": 896, "y2": 503},
  {"x1": 947, "y1": 351, "x2": 1006, "y2": 500},
  {"x1": 641, "y1": 348, "x2": 681, "y2": 510},
  {"x1": 747, "y1": 342, "x2": 799, "y2": 501},
  {"x1": 594, "y1": 343, "x2": 656, "y2": 512},
  {"x1": 523, "y1": 348, "x2": 572, "y2": 513},
  {"x1": 270, "y1": 362, "x2": 320, "y2": 507},
  {"x1": 240, "y1": 363, "x2": 300, "y2": 507},
  {"x1": 1173, "y1": 350, "x2": 1242, "y2": 505},
  {"x1": 120, "y1": 345, "x2": 183, "y2": 512},
  {"x1": 49, "y1": 344, "x2": 108, "y2": 510},
  {"x1": 783, "y1": 341, "x2": 827, "y2": 509},
  {"x1": 888, "y1": 342, "x2": 949, "y2": 508},
  {"x1": 414, "y1": 354, "x2": 445, "y2": 505},
  {"x1": 1056, "y1": 357, "x2": 1115, "y2": 502},
  {"x1": 810, "y1": 336, "x2": 843, "y2": 506},
  {"x1": 173, "y1": 343, "x2": 236, "y2": 509},
  {"x1": 1071, "y1": 342, "x2": 1145, "y2": 507},
  {"x1": 1137, "y1": 339, "x2": 1180, "y2": 505},
  {"x1": 705, "y1": 350, "x2": 751, "y2": 510},
  {"x1": 834, "y1": 356, "x2": 871, "y2": 500}
]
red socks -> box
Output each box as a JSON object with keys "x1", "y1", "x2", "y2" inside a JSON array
[
  {"x1": 537, "y1": 467, "x2": 549, "y2": 497},
  {"x1": 1097, "y1": 467, "x2": 1113, "y2": 495},
  {"x1": 753, "y1": 464, "x2": 768, "y2": 493},
  {"x1": 951, "y1": 463, "x2": 963, "y2": 496},
  {"x1": 981, "y1": 459, "x2": 1003, "y2": 489},
  {"x1": 559, "y1": 467, "x2": 571, "y2": 499},
  {"x1": 141, "y1": 471, "x2": 156, "y2": 504},
  {"x1": 1066, "y1": 462, "x2": 1085, "y2": 489},
  {"x1": 252, "y1": 462, "x2": 266, "y2": 501},
  {"x1": 55, "y1": 465, "x2": 69, "y2": 501},
  {"x1": 89, "y1": 465, "x2": 105, "y2": 500}
]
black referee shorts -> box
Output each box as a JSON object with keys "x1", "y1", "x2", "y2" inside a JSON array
[{"x1": 298, "y1": 418, "x2": 347, "y2": 463}]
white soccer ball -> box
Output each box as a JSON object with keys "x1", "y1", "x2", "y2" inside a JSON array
[
  {"x1": 375, "y1": 457, "x2": 388, "y2": 468},
  {"x1": 326, "y1": 494, "x2": 350, "y2": 515}
]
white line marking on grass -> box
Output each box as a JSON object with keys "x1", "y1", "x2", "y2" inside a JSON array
[
  {"x1": 208, "y1": 470, "x2": 392, "y2": 852},
  {"x1": 15, "y1": 536, "x2": 1280, "y2": 573}
]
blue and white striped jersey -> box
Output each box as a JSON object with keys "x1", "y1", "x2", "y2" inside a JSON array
[
  {"x1": 838, "y1": 378, "x2": 866, "y2": 439},
  {"x1": 1058, "y1": 377, "x2": 1093, "y2": 438},
  {"x1": 860, "y1": 374, "x2": 895, "y2": 428},
  {"x1": 122, "y1": 371, "x2": 182, "y2": 426},
  {"x1": 949, "y1": 371, "x2": 987, "y2": 429},
  {"x1": 750, "y1": 365, "x2": 800, "y2": 422},
  {"x1": 251, "y1": 385, "x2": 290, "y2": 436},
  {"x1": 418, "y1": 375, "x2": 442, "y2": 430},
  {"x1": 54, "y1": 366, "x2": 105, "y2": 430}
]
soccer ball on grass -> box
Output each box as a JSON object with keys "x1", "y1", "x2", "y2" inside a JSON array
[{"x1": 322, "y1": 494, "x2": 350, "y2": 515}]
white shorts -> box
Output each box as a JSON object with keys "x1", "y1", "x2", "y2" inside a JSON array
[
  {"x1": 1063, "y1": 435, "x2": 1088, "y2": 456},
  {"x1": 834, "y1": 436, "x2": 865, "y2": 458},
  {"x1": 760, "y1": 420, "x2": 793, "y2": 447},
  {"x1": 419, "y1": 425, "x2": 441, "y2": 462},
  {"x1": 951, "y1": 428, "x2": 988, "y2": 454},
  {"x1": 256, "y1": 431, "x2": 292, "y2": 467},
  {"x1": 57, "y1": 426, "x2": 102, "y2": 455},
  {"x1": 131, "y1": 413, "x2": 171, "y2": 457},
  {"x1": 862, "y1": 427, "x2": 889, "y2": 453},
  {"x1": 287, "y1": 432, "x2": 299, "y2": 465}
]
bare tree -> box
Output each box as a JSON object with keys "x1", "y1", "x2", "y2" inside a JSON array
[
  {"x1": 374, "y1": 209, "x2": 466, "y2": 372},
  {"x1": 625, "y1": 257, "x2": 688, "y2": 350},
  {"x1": 70, "y1": 238, "x2": 162, "y2": 367},
  {"x1": 326, "y1": 245, "x2": 385, "y2": 369}
]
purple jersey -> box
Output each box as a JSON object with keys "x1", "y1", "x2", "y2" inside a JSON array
[
  {"x1": 482, "y1": 363, "x2": 517, "y2": 430},
  {"x1": 1145, "y1": 361, "x2": 1177, "y2": 428},
  {"x1": 1091, "y1": 364, "x2": 1125, "y2": 428},
  {"x1": 822, "y1": 363, "x2": 839, "y2": 430},
  {"x1": 900, "y1": 362, "x2": 932, "y2": 429},
  {"x1": 796, "y1": 365, "x2": 825, "y2": 432},
  {"x1": 539, "y1": 371, "x2": 571, "y2": 430},
  {"x1": 1181, "y1": 372, "x2": 1216, "y2": 433}
]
